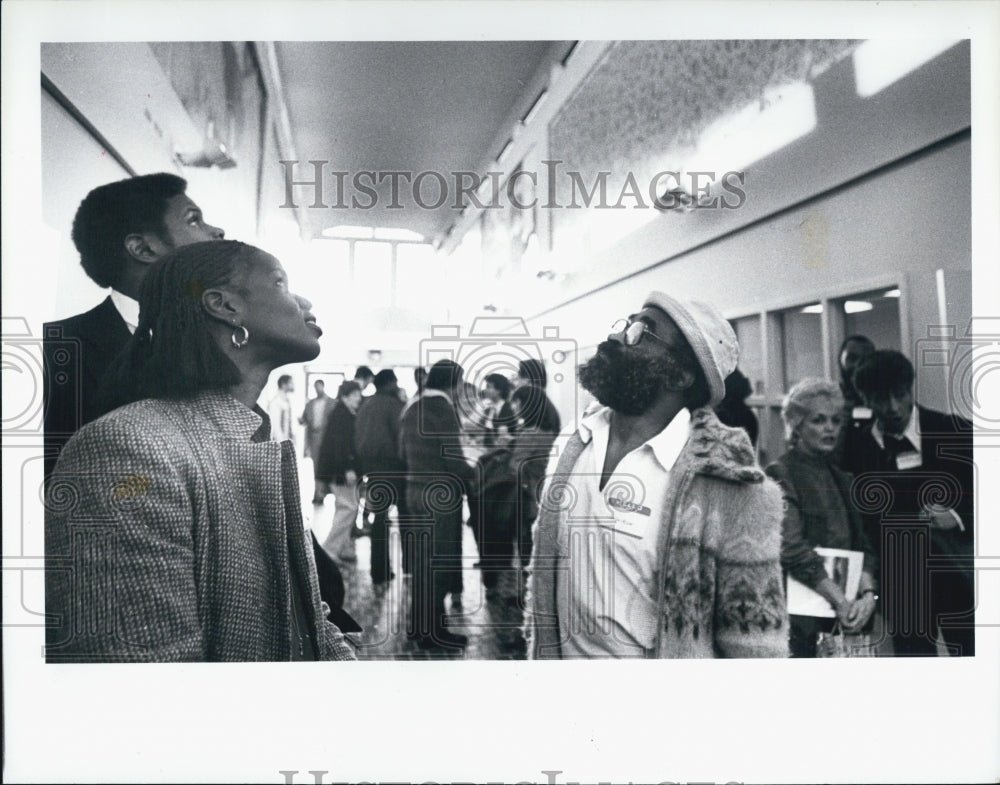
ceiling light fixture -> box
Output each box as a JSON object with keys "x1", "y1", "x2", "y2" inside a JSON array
[
  {"x1": 522, "y1": 90, "x2": 548, "y2": 126},
  {"x1": 175, "y1": 121, "x2": 236, "y2": 169},
  {"x1": 322, "y1": 225, "x2": 374, "y2": 240},
  {"x1": 496, "y1": 139, "x2": 514, "y2": 164},
  {"x1": 853, "y1": 39, "x2": 959, "y2": 98}
]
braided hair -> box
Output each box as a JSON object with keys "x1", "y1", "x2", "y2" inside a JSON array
[{"x1": 99, "y1": 240, "x2": 256, "y2": 413}]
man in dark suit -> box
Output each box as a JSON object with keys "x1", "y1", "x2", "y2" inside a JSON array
[
  {"x1": 354, "y1": 369, "x2": 408, "y2": 584},
  {"x1": 43, "y1": 173, "x2": 225, "y2": 479},
  {"x1": 845, "y1": 350, "x2": 974, "y2": 656},
  {"x1": 833, "y1": 334, "x2": 875, "y2": 468}
]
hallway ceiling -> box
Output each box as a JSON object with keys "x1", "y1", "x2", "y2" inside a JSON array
[{"x1": 275, "y1": 41, "x2": 567, "y2": 244}]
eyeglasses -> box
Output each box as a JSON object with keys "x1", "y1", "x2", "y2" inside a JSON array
[{"x1": 610, "y1": 318, "x2": 671, "y2": 347}]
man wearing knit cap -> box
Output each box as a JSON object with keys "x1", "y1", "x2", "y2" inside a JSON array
[{"x1": 528, "y1": 292, "x2": 788, "y2": 658}]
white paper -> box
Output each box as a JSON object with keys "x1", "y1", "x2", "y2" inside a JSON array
[{"x1": 786, "y1": 547, "x2": 865, "y2": 617}]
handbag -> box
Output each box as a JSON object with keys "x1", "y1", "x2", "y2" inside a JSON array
[{"x1": 816, "y1": 621, "x2": 875, "y2": 658}]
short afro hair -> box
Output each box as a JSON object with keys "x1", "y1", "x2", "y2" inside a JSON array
[
  {"x1": 72, "y1": 173, "x2": 188, "y2": 289},
  {"x1": 337, "y1": 380, "x2": 362, "y2": 399},
  {"x1": 517, "y1": 358, "x2": 547, "y2": 388},
  {"x1": 484, "y1": 373, "x2": 512, "y2": 400},
  {"x1": 426, "y1": 360, "x2": 464, "y2": 392},
  {"x1": 852, "y1": 350, "x2": 915, "y2": 399}
]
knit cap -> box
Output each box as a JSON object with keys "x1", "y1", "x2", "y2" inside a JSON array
[{"x1": 643, "y1": 291, "x2": 739, "y2": 407}]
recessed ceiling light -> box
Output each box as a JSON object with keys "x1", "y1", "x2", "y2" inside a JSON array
[
  {"x1": 321, "y1": 225, "x2": 373, "y2": 240},
  {"x1": 373, "y1": 227, "x2": 426, "y2": 242}
]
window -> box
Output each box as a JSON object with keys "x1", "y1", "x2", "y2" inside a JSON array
[
  {"x1": 729, "y1": 283, "x2": 904, "y2": 466},
  {"x1": 781, "y1": 303, "x2": 825, "y2": 388},
  {"x1": 839, "y1": 288, "x2": 902, "y2": 351},
  {"x1": 731, "y1": 316, "x2": 764, "y2": 396},
  {"x1": 395, "y1": 242, "x2": 444, "y2": 314},
  {"x1": 353, "y1": 240, "x2": 393, "y2": 308}
]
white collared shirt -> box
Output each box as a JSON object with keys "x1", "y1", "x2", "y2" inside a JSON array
[
  {"x1": 555, "y1": 405, "x2": 691, "y2": 657},
  {"x1": 109, "y1": 289, "x2": 140, "y2": 334},
  {"x1": 871, "y1": 404, "x2": 963, "y2": 530},
  {"x1": 870, "y1": 403, "x2": 921, "y2": 455}
]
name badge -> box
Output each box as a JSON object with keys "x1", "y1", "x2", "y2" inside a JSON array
[
  {"x1": 896, "y1": 451, "x2": 922, "y2": 471},
  {"x1": 852, "y1": 406, "x2": 873, "y2": 420},
  {"x1": 607, "y1": 496, "x2": 651, "y2": 516}
]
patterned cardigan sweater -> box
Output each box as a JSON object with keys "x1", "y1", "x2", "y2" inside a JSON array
[
  {"x1": 45, "y1": 392, "x2": 355, "y2": 662},
  {"x1": 528, "y1": 407, "x2": 789, "y2": 659}
]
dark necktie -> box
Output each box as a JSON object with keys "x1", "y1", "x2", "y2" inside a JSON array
[{"x1": 884, "y1": 434, "x2": 916, "y2": 466}]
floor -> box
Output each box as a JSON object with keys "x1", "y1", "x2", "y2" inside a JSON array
[
  {"x1": 298, "y1": 461, "x2": 951, "y2": 660},
  {"x1": 301, "y1": 464, "x2": 527, "y2": 661}
]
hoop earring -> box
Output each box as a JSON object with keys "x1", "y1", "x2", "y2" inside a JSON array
[{"x1": 231, "y1": 325, "x2": 250, "y2": 349}]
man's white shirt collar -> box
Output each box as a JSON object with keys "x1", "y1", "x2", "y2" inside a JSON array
[
  {"x1": 871, "y1": 403, "x2": 921, "y2": 453},
  {"x1": 578, "y1": 405, "x2": 691, "y2": 473},
  {"x1": 109, "y1": 289, "x2": 140, "y2": 334}
]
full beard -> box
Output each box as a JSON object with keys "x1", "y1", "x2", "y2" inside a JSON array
[{"x1": 579, "y1": 340, "x2": 688, "y2": 416}]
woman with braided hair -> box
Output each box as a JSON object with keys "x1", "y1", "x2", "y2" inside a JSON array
[{"x1": 45, "y1": 240, "x2": 355, "y2": 661}]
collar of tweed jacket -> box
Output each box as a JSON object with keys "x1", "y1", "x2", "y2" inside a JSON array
[{"x1": 168, "y1": 391, "x2": 269, "y2": 442}]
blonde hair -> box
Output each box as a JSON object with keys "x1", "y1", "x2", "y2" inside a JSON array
[{"x1": 780, "y1": 378, "x2": 844, "y2": 444}]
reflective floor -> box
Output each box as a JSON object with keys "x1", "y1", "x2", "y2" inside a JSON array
[{"x1": 302, "y1": 469, "x2": 527, "y2": 661}]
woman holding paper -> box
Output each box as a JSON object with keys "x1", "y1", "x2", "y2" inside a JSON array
[{"x1": 765, "y1": 379, "x2": 878, "y2": 658}]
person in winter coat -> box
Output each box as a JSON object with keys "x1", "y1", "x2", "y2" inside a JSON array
[
  {"x1": 317, "y1": 380, "x2": 364, "y2": 565},
  {"x1": 528, "y1": 291, "x2": 788, "y2": 659}
]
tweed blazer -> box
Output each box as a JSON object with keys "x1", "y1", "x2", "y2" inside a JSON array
[
  {"x1": 45, "y1": 391, "x2": 356, "y2": 662},
  {"x1": 529, "y1": 407, "x2": 789, "y2": 659}
]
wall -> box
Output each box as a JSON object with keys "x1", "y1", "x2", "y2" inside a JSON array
[
  {"x1": 443, "y1": 39, "x2": 972, "y2": 441},
  {"x1": 39, "y1": 42, "x2": 273, "y2": 322}
]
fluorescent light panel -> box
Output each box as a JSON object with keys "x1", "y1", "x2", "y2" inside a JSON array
[
  {"x1": 854, "y1": 39, "x2": 960, "y2": 98},
  {"x1": 322, "y1": 225, "x2": 373, "y2": 240},
  {"x1": 689, "y1": 82, "x2": 817, "y2": 177},
  {"x1": 522, "y1": 90, "x2": 548, "y2": 126}
]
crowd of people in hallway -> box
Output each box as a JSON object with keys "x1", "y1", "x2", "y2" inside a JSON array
[{"x1": 42, "y1": 172, "x2": 976, "y2": 661}]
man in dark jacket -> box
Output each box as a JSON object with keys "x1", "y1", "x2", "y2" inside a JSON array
[
  {"x1": 845, "y1": 350, "x2": 974, "y2": 656},
  {"x1": 43, "y1": 173, "x2": 224, "y2": 480},
  {"x1": 399, "y1": 360, "x2": 475, "y2": 650},
  {"x1": 833, "y1": 334, "x2": 876, "y2": 468},
  {"x1": 317, "y1": 381, "x2": 363, "y2": 565},
  {"x1": 355, "y1": 369, "x2": 408, "y2": 584}
]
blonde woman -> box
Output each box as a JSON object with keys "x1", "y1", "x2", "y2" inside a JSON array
[{"x1": 765, "y1": 378, "x2": 878, "y2": 657}]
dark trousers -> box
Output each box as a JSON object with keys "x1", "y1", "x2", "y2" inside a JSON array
[
  {"x1": 405, "y1": 483, "x2": 463, "y2": 637},
  {"x1": 789, "y1": 615, "x2": 837, "y2": 658},
  {"x1": 517, "y1": 489, "x2": 536, "y2": 569},
  {"x1": 365, "y1": 473, "x2": 407, "y2": 584},
  {"x1": 480, "y1": 482, "x2": 518, "y2": 589},
  {"x1": 880, "y1": 524, "x2": 975, "y2": 656},
  {"x1": 465, "y1": 479, "x2": 484, "y2": 562}
]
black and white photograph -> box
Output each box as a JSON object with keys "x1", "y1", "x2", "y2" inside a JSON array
[{"x1": 2, "y1": 1, "x2": 999, "y2": 783}]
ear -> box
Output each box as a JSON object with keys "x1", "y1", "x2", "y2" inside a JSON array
[
  {"x1": 201, "y1": 286, "x2": 243, "y2": 327},
  {"x1": 124, "y1": 232, "x2": 166, "y2": 264},
  {"x1": 664, "y1": 365, "x2": 696, "y2": 393}
]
